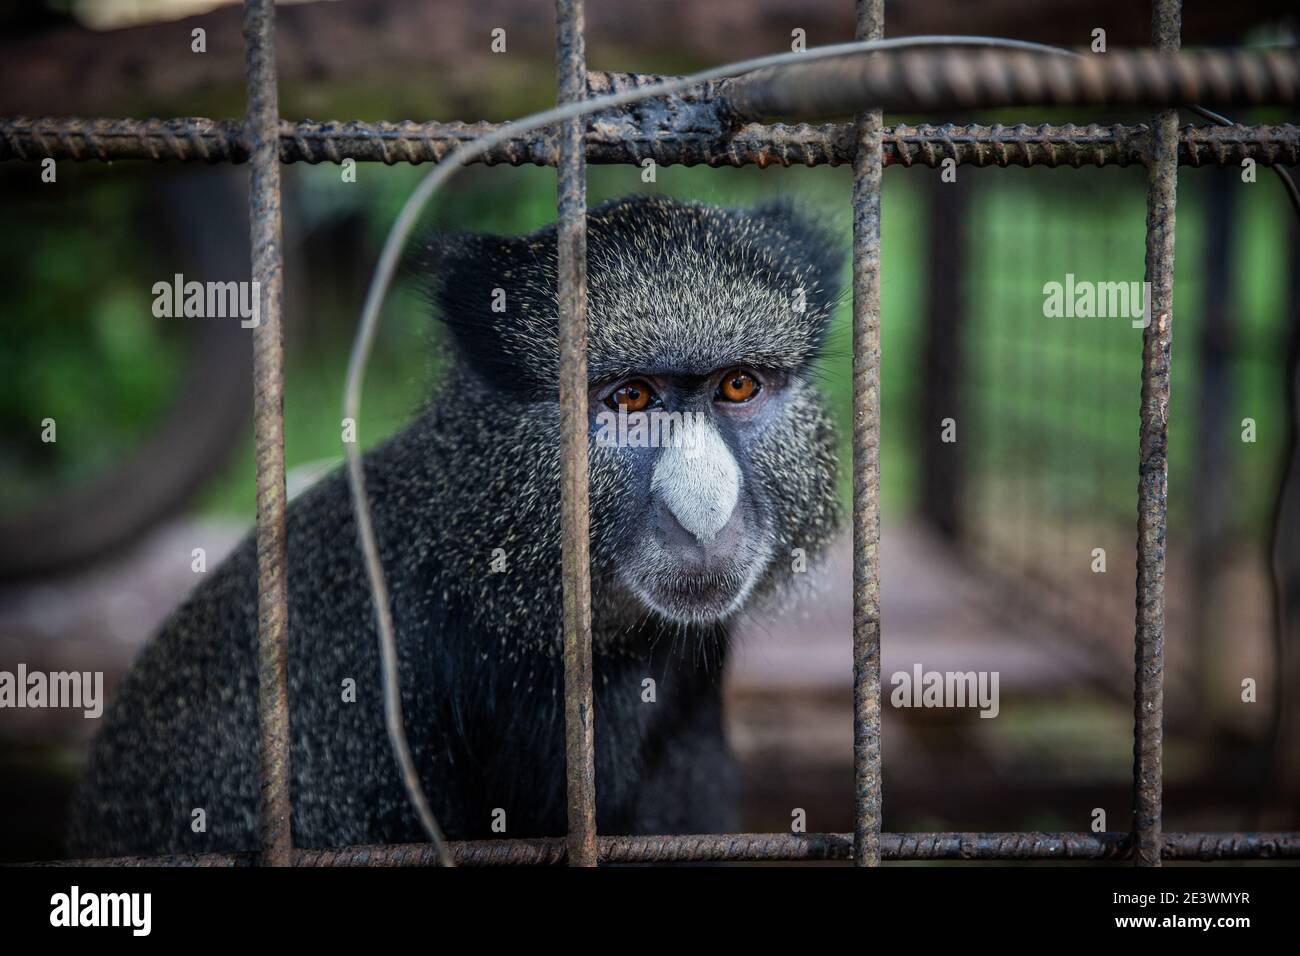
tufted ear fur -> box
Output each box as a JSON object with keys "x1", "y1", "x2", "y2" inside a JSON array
[
  {"x1": 417, "y1": 227, "x2": 560, "y2": 396},
  {"x1": 746, "y1": 197, "x2": 844, "y2": 345}
]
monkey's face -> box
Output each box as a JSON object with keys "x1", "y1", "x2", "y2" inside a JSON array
[
  {"x1": 587, "y1": 363, "x2": 837, "y2": 624},
  {"x1": 427, "y1": 194, "x2": 844, "y2": 627}
]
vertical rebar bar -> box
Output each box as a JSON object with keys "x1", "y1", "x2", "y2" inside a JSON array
[
  {"x1": 852, "y1": 0, "x2": 884, "y2": 868},
  {"x1": 242, "y1": 0, "x2": 292, "y2": 867},
  {"x1": 555, "y1": 0, "x2": 597, "y2": 868},
  {"x1": 1132, "y1": 0, "x2": 1181, "y2": 867}
]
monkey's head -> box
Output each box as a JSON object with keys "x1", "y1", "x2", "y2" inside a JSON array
[{"x1": 426, "y1": 194, "x2": 843, "y2": 628}]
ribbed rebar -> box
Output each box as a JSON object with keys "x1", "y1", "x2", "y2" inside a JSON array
[
  {"x1": 555, "y1": 0, "x2": 597, "y2": 870},
  {"x1": 723, "y1": 46, "x2": 1299, "y2": 120},
  {"x1": 4, "y1": 115, "x2": 1296, "y2": 168},
  {"x1": 1131, "y1": 0, "x2": 1181, "y2": 870},
  {"x1": 242, "y1": 0, "x2": 293, "y2": 869},
  {"x1": 32, "y1": 831, "x2": 1300, "y2": 867},
  {"x1": 851, "y1": 0, "x2": 885, "y2": 870}
]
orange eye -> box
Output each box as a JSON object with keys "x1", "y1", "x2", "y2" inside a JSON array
[
  {"x1": 717, "y1": 369, "x2": 759, "y2": 403},
  {"x1": 607, "y1": 379, "x2": 654, "y2": 412}
]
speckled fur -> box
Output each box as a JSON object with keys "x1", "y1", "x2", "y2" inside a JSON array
[{"x1": 67, "y1": 195, "x2": 843, "y2": 856}]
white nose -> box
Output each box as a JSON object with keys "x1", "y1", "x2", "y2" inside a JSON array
[{"x1": 650, "y1": 416, "x2": 740, "y2": 543}]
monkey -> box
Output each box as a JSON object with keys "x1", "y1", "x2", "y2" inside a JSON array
[{"x1": 66, "y1": 194, "x2": 843, "y2": 857}]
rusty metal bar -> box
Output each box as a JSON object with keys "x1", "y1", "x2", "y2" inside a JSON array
[
  {"x1": 5, "y1": 114, "x2": 1298, "y2": 169},
  {"x1": 34, "y1": 831, "x2": 1300, "y2": 867},
  {"x1": 555, "y1": 0, "x2": 597, "y2": 869},
  {"x1": 1132, "y1": 0, "x2": 1181, "y2": 869},
  {"x1": 241, "y1": 0, "x2": 292, "y2": 867},
  {"x1": 723, "y1": 47, "x2": 1299, "y2": 120},
  {"x1": 851, "y1": 0, "x2": 884, "y2": 869}
]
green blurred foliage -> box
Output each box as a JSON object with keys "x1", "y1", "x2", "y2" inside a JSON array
[{"x1": 0, "y1": 174, "x2": 179, "y2": 514}]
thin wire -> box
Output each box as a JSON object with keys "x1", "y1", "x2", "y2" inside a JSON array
[{"x1": 1190, "y1": 105, "x2": 1300, "y2": 220}]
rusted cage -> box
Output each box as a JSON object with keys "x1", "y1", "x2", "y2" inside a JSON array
[{"x1": 9, "y1": 0, "x2": 1300, "y2": 866}]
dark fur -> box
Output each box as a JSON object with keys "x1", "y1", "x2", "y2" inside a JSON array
[{"x1": 68, "y1": 195, "x2": 842, "y2": 856}]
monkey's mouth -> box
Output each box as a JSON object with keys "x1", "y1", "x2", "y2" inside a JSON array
[{"x1": 631, "y1": 562, "x2": 760, "y2": 624}]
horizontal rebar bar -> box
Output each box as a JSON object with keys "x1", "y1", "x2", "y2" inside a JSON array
[
  {"x1": 28, "y1": 831, "x2": 1300, "y2": 867},
  {"x1": 724, "y1": 48, "x2": 1299, "y2": 120},
  {"x1": 2, "y1": 116, "x2": 1296, "y2": 168}
]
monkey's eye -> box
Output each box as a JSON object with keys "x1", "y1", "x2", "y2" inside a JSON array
[
  {"x1": 716, "y1": 369, "x2": 760, "y2": 403},
  {"x1": 606, "y1": 379, "x2": 656, "y2": 412}
]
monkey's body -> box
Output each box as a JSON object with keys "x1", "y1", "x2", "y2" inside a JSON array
[
  {"x1": 69, "y1": 398, "x2": 734, "y2": 855},
  {"x1": 69, "y1": 196, "x2": 840, "y2": 857}
]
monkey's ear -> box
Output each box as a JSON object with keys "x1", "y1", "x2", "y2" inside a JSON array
[
  {"x1": 415, "y1": 228, "x2": 560, "y2": 392},
  {"x1": 748, "y1": 199, "x2": 845, "y2": 316}
]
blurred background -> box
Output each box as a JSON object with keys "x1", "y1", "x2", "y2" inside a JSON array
[{"x1": 1, "y1": 0, "x2": 1298, "y2": 862}]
